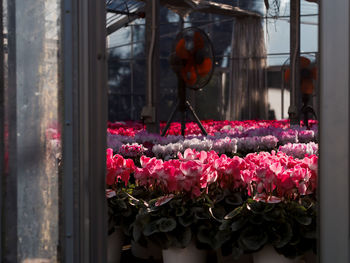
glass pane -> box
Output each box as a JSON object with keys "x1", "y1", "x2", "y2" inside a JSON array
[
  {"x1": 4, "y1": 0, "x2": 61, "y2": 261},
  {"x1": 132, "y1": 24, "x2": 146, "y2": 56},
  {"x1": 265, "y1": 18, "x2": 290, "y2": 55},
  {"x1": 108, "y1": 26, "x2": 131, "y2": 48},
  {"x1": 301, "y1": 15, "x2": 318, "y2": 53}
]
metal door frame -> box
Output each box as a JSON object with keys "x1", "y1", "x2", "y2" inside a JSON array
[{"x1": 319, "y1": 0, "x2": 350, "y2": 262}]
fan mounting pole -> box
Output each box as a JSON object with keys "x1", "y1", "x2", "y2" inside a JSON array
[
  {"x1": 178, "y1": 75, "x2": 187, "y2": 136},
  {"x1": 161, "y1": 75, "x2": 208, "y2": 137},
  {"x1": 288, "y1": 0, "x2": 301, "y2": 126}
]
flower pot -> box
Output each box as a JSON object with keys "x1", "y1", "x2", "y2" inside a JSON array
[
  {"x1": 303, "y1": 250, "x2": 317, "y2": 263},
  {"x1": 217, "y1": 250, "x2": 253, "y2": 263},
  {"x1": 162, "y1": 241, "x2": 207, "y2": 263},
  {"x1": 107, "y1": 227, "x2": 124, "y2": 263},
  {"x1": 253, "y1": 245, "x2": 303, "y2": 263},
  {"x1": 131, "y1": 240, "x2": 162, "y2": 260}
]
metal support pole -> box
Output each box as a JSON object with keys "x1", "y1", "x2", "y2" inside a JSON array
[
  {"x1": 281, "y1": 69, "x2": 285, "y2": 119},
  {"x1": 179, "y1": 77, "x2": 186, "y2": 136},
  {"x1": 161, "y1": 101, "x2": 179, "y2": 136},
  {"x1": 186, "y1": 101, "x2": 208, "y2": 136},
  {"x1": 142, "y1": 0, "x2": 160, "y2": 133},
  {"x1": 320, "y1": 0, "x2": 350, "y2": 260},
  {"x1": 288, "y1": 0, "x2": 301, "y2": 125},
  {"x1": 0, "y1": 0, "x2": 4, "y2": 258}
]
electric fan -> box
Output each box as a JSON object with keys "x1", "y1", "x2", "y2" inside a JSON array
[
  {"x1": 161, "y1": 27, "x2": 215, "y2": 136},
  {"x1": 284, "y1": 56, "x2": 317, "y2": 128}
]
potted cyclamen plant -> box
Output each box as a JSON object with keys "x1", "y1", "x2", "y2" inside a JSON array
[
  {"x1": 106, "y1": 149, "x2": 136, "y2": 263},
  {"x1": 130, "y1": 149, "x2": 227, "y2": 263},
  {"x1": 216, "y1": 152, "x2": 318, "y2": 263}
]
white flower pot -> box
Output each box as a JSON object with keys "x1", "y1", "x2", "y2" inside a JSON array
[
  {"x1": 303, "y1": 250, "x2": 317, "y2": 263},
  {"x1": 217, "y1": 250, "x2": 253, "y2": 263},
  {"x1": 131, "y1": 240, "x2": 162, "y2": 260},
  {"x1": 162, "y1": 241, "x2": 207, "y2": 263},
  {"x1": 107, "y1": 228, "x2": 124, "y2": 263},
  {"x1": 253, "y1": 245, "x2": 303, "y2": 263}
]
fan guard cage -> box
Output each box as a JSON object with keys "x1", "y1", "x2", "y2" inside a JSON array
[{"x1": 170, "y1": 27, "x2": 215, "y2": 90}]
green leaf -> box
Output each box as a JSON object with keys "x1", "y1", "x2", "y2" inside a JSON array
[
  {"x1": 239, "y1": 226, "x2": 268, "y2": 251},
  {"x1": 230, "y1": 217, "x2": 246, "y2": 231},
  {"x1": 269, "y1": 222, "x2": 293, "y2": 248},
  {"x1": 197, "y1": 226, "x2": 213, "y2": 246},
  {"x1": 174, "y1": 227, "x2": 192, "y2": 248},
  {"x1": 158, "y1": 218, "x2": 177, "y2": 232},
  {"x1": 263, "y1": 207, "x2": 282, "y2": 221},
  {"x1": 225, "y1": 193, "x2": 243, "y2": 206},
  {"x1": 246, "y1": 200, "x2": 265, "y2": 214},
  {"x1": 249, "y1": 214, "x2": 264, "y2": 225},
  {"x1": 143, "y1": 220, "x2": 159, "y2": 236},
  {"x1": 133, "y1": 223, "x2": 142, "y2": 241},
  {"x1": 136, "y1": 213, "x2": 151, "y2": 225},
  {"x1": 224, "y1": 206, "x2": 242, "y2": 220},
  {"x1": 175, "y1": 207, "x2": 186, "y2": 217},
  {"x1": 295, "y1": 215, "x2": 312, "y2": 226},
  {"x1": 193, "y1": 207, "x2": 210, "y2": 220},
  {"x1": 179, "y1": 214, "x2": 194, "y2": 227},
  {"x1": 214, "y1": 230, "x2": 232, "y2": 249},
  {"x1": 121, "y1": 206, "x2": 132, "y2": 217},
  {"x1": 263, "y1": 203, "x2": 276, "y2": 213},
  {"x1": 210, "y1": 206, "x2": 227, "y2": 220},
  {"x1": 219, "y1": 220, "x2": 231, "y2": 231},
  {"x1": 169, "y1": 198, "x2": 182, "y2": 208},
  {"x1": 115, "y1": 199, "x2": 127, "y2": 209}
]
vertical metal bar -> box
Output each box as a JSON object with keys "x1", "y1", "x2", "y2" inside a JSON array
[
  {"x1": 319, "y1": 0, "x2": 350, "y2": 261},
  {"x1": 179, "y1": 76, "x2": 186, "y2": 136},
  {"x1": 4, "y1": 0, "x2": 17, "y2": 261},
  {"x1": 281, "y1": 69, "x2": 285, "y2": 119},
  {"x1": 142, "y1": 0, "x2": 159, "y2": 133},
  {"x1": 62, "y1": 0, "x2": 76, "y2": 261},
  {"x1": 0, "y1": 0, "x2": 4, "y2": 260},
  {"x1": 228, "y1": 20, "x2": 235, "y2": 121},
  {"x1": 247, "y1": 58, "x2": 251, "y2": 120},
  {"x1": 87, "y1": 0, "x2": 107, "y2": 261},
  {"x1": 62, "y1": 0, "x2": 107, "y2": 261},
  {"x1": 289, "y1": 0, "x2": 300, "y2": 125},
  {"x1": 131, "y1": 25, "x2": 134, "y2": 120}
]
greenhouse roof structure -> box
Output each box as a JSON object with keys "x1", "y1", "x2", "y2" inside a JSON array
[
  {"x1": 106, "y1": 0, "x2": 261, "y2": 35},
  {"x1": 136, "y1": 0, "x2": 261, "y2": 18}
]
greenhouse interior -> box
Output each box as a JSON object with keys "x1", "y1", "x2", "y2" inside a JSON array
[{"x1": 0, "y1": 0, "x2": 349, "y2": 262}]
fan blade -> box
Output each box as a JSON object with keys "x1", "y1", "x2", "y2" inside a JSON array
[
  {"x1": 176, "y1": 38, "x2": 190, "y2": 59},
  {"x1": 301, "y1": 68, "x2": 313, "y2": 79},
  {"x1": 181, "y1": 64, "x2": 197, "y2": 86},
  {"x1": 300, "y1": 56, "x2": 311, "y2": 68},
  {"x1": 312, "y1": 67, "x2": 317, "y2": 80},
  {"x1": 284, "y1": 68, "x2": 290, "y2": 82},
  {"x1": 194, "y1": 31, "x2": 205, "y2": 51},
  {"x1": 301, "y1": 79, "x2": 314, "y2": 94},
  {"x1": 196, "y1": 57, "x2": 213, "y2": 77}
]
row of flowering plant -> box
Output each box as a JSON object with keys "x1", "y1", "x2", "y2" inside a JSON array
[
  {"x1": 108, "y1": 133, "x2": 318, "y2": 160},
  {"x1": 107, "y1": 119, "x2": 317, "y2": 137},
  {"x1": 278, "y1": 142, "x2": 318, "y2": 159},
  {"x1": 106, "y1": 146, "x2": 317, "y2": 258},
  {"x1": 106, "y1": 148, "x2": 317, "y2": 200},
  {"x1": 109, "y1": 145, "x2": 318, "y2": 197}
]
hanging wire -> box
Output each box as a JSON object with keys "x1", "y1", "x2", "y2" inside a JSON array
[{"x1": 123, "y1": 0, "x2": 132, "y2": 24}]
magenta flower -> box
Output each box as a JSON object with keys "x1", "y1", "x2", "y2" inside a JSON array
[{"x1": 106, "y1": 149, "x2": 135, "y2": 186}]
